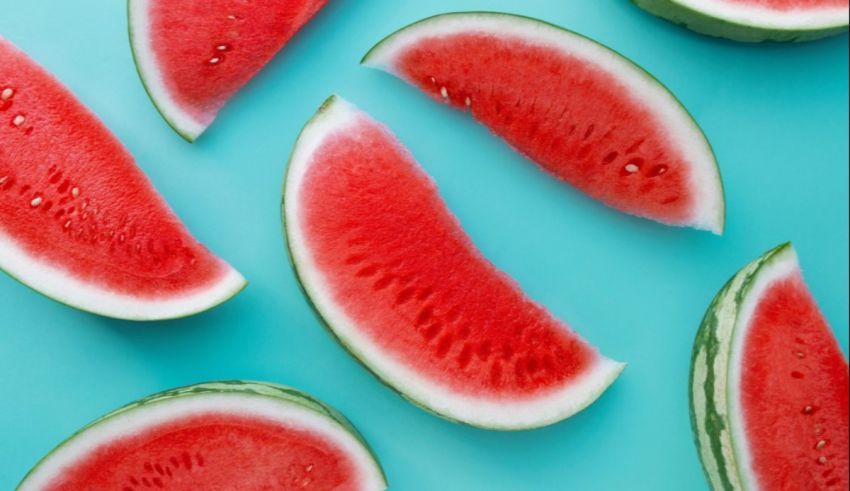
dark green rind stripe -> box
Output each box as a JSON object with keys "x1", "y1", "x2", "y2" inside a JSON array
[
  {"x1": 17, "y1": 381, "x2": 387, "y2": 489},
  {"x1": 632, "y1": 0, "x2": 849, "y2": 43},
  {"x1": 689, "y1": 243, "x2": 793, "y2": 490}
]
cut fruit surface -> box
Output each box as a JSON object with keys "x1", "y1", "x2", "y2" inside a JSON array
[
  {"x1": 0, "y1": 38, "x2": 245, "y2": 321},
  {"x1": 17, "y1": 382, "x2": 387, "y2": 490},
  {"x1": 363, "y1": 12, "x2": 724, "y2": 234},
  {"x1": 284, "y1": 96, "x2": 624, "y2": 430},
  {"x1": 129, "y1": 0, "x2": 328, "y2": 141},
  {"x1": 690, "y1": 244, "x2": 849, "y2": 490},
  {"x1": 633, "y1": 0, "x2": 849, "y2": 42}
]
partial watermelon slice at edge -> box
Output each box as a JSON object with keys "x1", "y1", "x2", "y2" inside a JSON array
[
  {"x1": 632, "y1": 0, "x2": 849, "y2": 43},
  {"x1": 0, "y1": 37, "x2": 245, "y2": 321},
  {"x1": 690, "y1": 243, "x2": 849, "y2": 490},
  {"x1": 363, "y1": 12, "x2": 726, "y2": 234},
  {"x1": 128, "y1": 0, "x2": 328, "y2": 142},
  {"x1": 283, "y1": 96, "x2": 625, "y2": 430},
  {"x1": 17, "y1": 382, "x2": 387, "y2": 490}
]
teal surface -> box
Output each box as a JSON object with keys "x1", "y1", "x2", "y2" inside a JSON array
[{"x1": 0, "y1": 1, "x2": 847, "y2": 489}]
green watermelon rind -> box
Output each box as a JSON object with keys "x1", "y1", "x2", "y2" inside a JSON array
[
  {"x1": 361, "y1": 11, "x2": 726, "y2": 235},
  {"x1": 282, "y1": 95, "x2": 625, "y2": 431},
  {"x1": 689, "y1": 243, "x2": 796, "y2": 490},
  {"x1": 16, "y1": 381, "x2": 388, "y2": 490},
  {"x1": 632, "y1": 0, "x2": 849, "y2": 43}
]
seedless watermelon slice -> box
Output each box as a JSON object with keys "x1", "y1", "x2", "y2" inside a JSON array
[
  {"x1": 633, "y1": 0, "x2": 849, "y2": 42},
  {"x1": 0, "y1": 38, "x2": 245, "y2": 321},
  {"x1": 18, "y1": 382, "x2": 387, "y2": 490},
  {"x1": 284, "y1": 96, "x2": 625, "y2": 430},
  {"x1": 129, "y1": 0, "x2": 328, "y2": 141},
  {"x1": 691, "y1": 244, "x2": 848, "y2": 490},
  {"x1": 363, "y1": 12, "x2": 725, "y2": 234}
]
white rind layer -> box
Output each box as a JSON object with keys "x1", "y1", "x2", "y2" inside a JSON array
[
  {"x1": 670, "y1": 0, "x2": 848, "y2": 31},
  {"x1": 285, "y1": 96, "x2": 625, "y2": 430},
  {"x1": 129, "y1": 0, "x2": 209, "y2": 141},
  {"x1": 18, "y1": 384, "x2": 386, "y2": 491},
  {"x1": 0, "y1": 226, "x2": 246, "y2": 321},
  {"x1": 363, "y1": 12, "x2": 725, "y2": 235},
  {"x1": 690, "y1": 244, "x2": 800, "y2": 490}
]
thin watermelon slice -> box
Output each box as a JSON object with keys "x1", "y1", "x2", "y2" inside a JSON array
[
  {"x1": 0, "y1": 38, "x2": 245, "y2": 321},
  {"x1": 283, "y1": 96, "x2": 625, "y2": 430},
  {"x1": 129, "y1": 0, "x2": 328, "y2": 141},
  {"x1": 363, "y1": 12, "x2": 725, "y2": 234},
  {"x1": 690, "y1": 243, "x2": 849, "y2": 490},
  {"x1": 633, "y1": 0, "x2": 849, "y2": 42},
  {"x1": 17, "y1": 382, "x2": 387, "y2": 490}
]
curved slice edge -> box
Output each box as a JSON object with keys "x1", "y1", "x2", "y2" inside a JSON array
[
  {"x1": 283, "y1": 95, "x2": 625, "y2": 430},
  {"x1": 362, "y1": 11, "x2": 726, "y2": 235},
  {"x1": 689, "y1": 243, "x2": 803, "y2": 490},
  {"x1": 633, "y1": 0, "x2": 849, "y2": 42},
  {"x1": 0, "y1": 228, "x2": 246, "y2": 321},
  {"x1": 128, "y1": 0, "x2": 209, "y2": 142},
  {"x1": 17, "y1": 381, "x2": 387, "y2": 491}
]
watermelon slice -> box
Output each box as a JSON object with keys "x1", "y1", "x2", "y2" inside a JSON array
[
  {"x1": 0, "y1": 38, "x2": 245, "y2": 321},
  {"x1": 691, "y1": 243, "x2": 849, "y2": 490},
  {"x1": 362, "y1": 12, "x2": 725, "y2": 234},
  {"x1": 633, "y1": 0, "x2": 849, "y2": 42},
  {"x1": 283, "y1": 96, "x2": 625, "y2": 430},
  {"x1": 17, "y1": 382, "x2": 387, "y2": 490},
  {"x1": 129, "y1": 0, "x2": 328, "y2": 141}
]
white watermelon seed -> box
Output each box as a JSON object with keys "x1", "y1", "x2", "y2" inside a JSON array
[
  {"x1": 30, "y1": 196, "x2": 43, "y2": 207},
  {"x1": 0, "y1": 176, "x2": 7, "y2": 185},
  {"x1": 465, "y1": 96, "x2": 472, "y2": 108},
  {"x1": 209, "y1": 57, "x2": 222, "y2": 65},
  {"x1": 817, "y1": 440, "x2": 827, "y2": 450},
  {"x1": 71, "y1": 187, "x2": 80, "y2": 198},
  {"x1": 64, "y1": 220, "x2": 72, "y2": 229},
  {"x1": 430, "y1": 76, "x2": 437, "y2": 85},
  {"x1": 440, "y1": 87, "x2": 449, "y2": 99},
  {"x1": 625, "y1": 164, "x2": 640, "y2": 174},
  {"x1": 305, "y1": 464, "x2": 314, "y2": 473},
  {"x1": 795, "y1": 351, "x2": 805, "y2": 359},
  {"x1": 228, "y1": 14, "x2": 237, "y2": 20},
  {"x1": 12, "y1": 114, "x2": 25, "y2": 126},
  {"x1": 1, "y1": 88, "x2": 13, "y2": 100},
  {"x1": 216, "y1": 44, "x2": 229, "y2": 51},
  {"x1": 819, "y1": 456, "x2": 829, "y2": 464},
  {"x1": 804, "y1": 405, "x2": 814, "y2": 415}
]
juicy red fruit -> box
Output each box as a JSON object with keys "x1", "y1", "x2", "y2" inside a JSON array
[
  {"x1": 148, "y1": 0, "x2": 328, "y2": 125},
  {"x1": 741, "y1": 272, "x2": 849, "y2": 489},
  {"x1": 300, "y1": 114, "x2": 599, "y2": 397},
  {"x1": 395, "y1": 33, "x2": 695, "y2": 225},
  {"x1": 0, "y1": 39, "x2": 228, "y2": 298},
  {"x1": 43, "y1": 412, "x2": 359, "y2": 490}
]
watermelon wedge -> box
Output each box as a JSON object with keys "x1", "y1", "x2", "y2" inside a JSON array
[
  {"x1": 17, "y1": 382, "x2": 387, "y2": 490},
  {"x1": 362, "y1": 12, "x2": 725, "y2": 234},
  {"x1": 691, "y1": 243, "x2": 849, "y2": 490},
  {"x1": 128, "y1": 0, "x2": 328, "y2": 141},
  {"x1": 633, "y1": 0, "x2": 849, "y2": 42},
  {"x1": 0, "y1": 38, "x2": 245, "y2": 321},
  {"x1": 283, "y1": 96, "x2": 625, "y2": 430}
]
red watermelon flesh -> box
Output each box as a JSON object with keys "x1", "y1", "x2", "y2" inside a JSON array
[
  {"x1": 131, "y1": 0, "x2": 328, "y2": 141},
  {"x1": 363, "y1": 13, "x2": 725, "y2": 233},
  {"x1": 741, "y1": 272, "x2": 849, "y2": 489},
  {"x1": 285, "y1": 97, "x2": 624, "y2": 429},
  {"x1": 42, "y1": 412, "x2": 358, "y2": 490},
  {"x1": 0, "y1": 38, "x2": 244, "y2": 320},
  {"x1": 722, "y1": 0, "x2": 847, "y2": 9}
]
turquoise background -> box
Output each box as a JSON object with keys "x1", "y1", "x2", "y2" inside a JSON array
[{"x1": 1, "y1": 1, "x2": 847, "y2": 489}]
